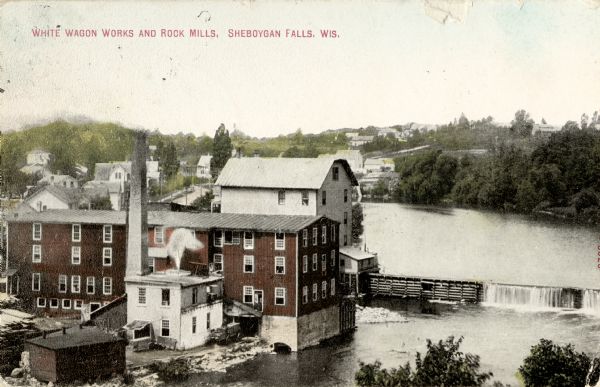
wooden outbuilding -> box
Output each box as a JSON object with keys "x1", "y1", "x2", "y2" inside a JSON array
[{"x1": 25, "y1": 325, "x2": 126, "y2": 383}]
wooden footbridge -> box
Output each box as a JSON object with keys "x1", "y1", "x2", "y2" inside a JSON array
[{"x1": 365, "y1": 273, "x2": 483, "y2": 303}]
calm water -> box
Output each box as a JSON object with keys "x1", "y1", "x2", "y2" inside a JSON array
[{"x1": 188, "y1": 203, "x2": 600, "y2": 386}]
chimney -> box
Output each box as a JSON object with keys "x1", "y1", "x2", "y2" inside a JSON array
[{"x1": 126, "y1": 130, "x2": 149, "y2": 276}]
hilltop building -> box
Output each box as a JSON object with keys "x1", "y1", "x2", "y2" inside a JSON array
[{"x1": 215, "y1": 157, "x2": 358, "y2": 247}]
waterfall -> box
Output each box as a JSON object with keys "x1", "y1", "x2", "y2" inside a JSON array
[
  {"x1": 582, "y1": 290, "x2": 600, "y2": 314},
  {"x1": 483, "y1": 283, "x2": 573, "y2": 309}
]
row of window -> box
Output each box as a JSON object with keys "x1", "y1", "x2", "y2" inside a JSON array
[
  {"x1": 32, "y1": 223, "x2": 113, "y2": 243},
  {"x1": 32, "y1": 273, "x2": 112, "y2": 295},
  {"x1": 277, "y1": 189, "x2": 348, "y2": 206},
  {"x1": 302, "y1": 224, "x2": 338, "y2": 247},
  {"x1": 302, "y1": 251, "x2": 336, "y2": 273},
  {"x1": 214, "y1": 231, "x2": 255, "y2": 249},
  {"x1": 242, "y1": 286, "x2": 286, "y2": 306},
  {"x1": 302, "y1": 279, "x2": 336, "y2": 304},
  {"x1": 37, "y1": 297, "x2": 85, "y2": 309},
  {"x1": 32, "y1": 245, "x2": 113, "y2": 266}
]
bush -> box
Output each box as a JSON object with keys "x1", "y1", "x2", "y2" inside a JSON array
[
  {"x1": 519, "y1": 338, "x2": 599, "y2": 387},
  {"x1": 0, "y1": 321, "x2": 40, "y2": 375},
  {"x1": 149, "y1": 358, "x2": 192, "y2": 382},
  {"x1": 356, "y1": 336, "x2": 493, "y2": 386}
]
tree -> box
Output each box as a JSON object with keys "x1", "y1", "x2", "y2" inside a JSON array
[
  {"x1": 191, "y1": 191, "x2": 214, "y2": 212},
  {"x1": 510, "y1": 110, "x2": 535, "y2": 137},
  {"x1": 356, "y1": 336, "x2": 493, "y2": 387},
  {"x1": 351, "y1": 203, "x2": 364, "y2": 244},
  {"x1": 211, "y1": 123, "x2": 233, "y2": 175},
  {"x1": 519, "y1": 339, "x2": 599, "y2": 387},
  {"x1": 157, "y1": 140, "x2": 179, "y2": 180},
  {"x1": 0, "y1": 321, "x2": 40, "y2": 375}
]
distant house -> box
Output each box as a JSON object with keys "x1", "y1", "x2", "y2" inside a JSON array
[
  {"x1": 23, "y1": 186, "x2": 82, "y2": 211},
  {"x1": 25, "y1": 325, "x2": 126, "y2": 383},
  {"x1": 82, "y1": 181, "x2": 122, "y2": 210},
  {"x1": 364, "y1": 158, "x2": 394, "y2": 173},
  {"x1": 196, "y1": 155, "x2": 213, "y2": 179},
  {"x1": 377, "y1": 127, "x2": 403, "y2": 139},
  {"x1": 359, "y1": 171, "x2": 400, "y2": 192},
  {"x1": 94, "y1": 161, "x2": 160, "y2": 190},
  {"x1": 26, "y1": 149, "x2": 52, "y2": 166},
  {"x1": 216, "y1": 157, "x2": 358, "y2": 247},
  {"x1": 349, "y1": 136, "x2": 374, "y2": 148},
  {"x1": 339, "y1": 246, "x2": 379, "y2": 295},
  {"x1": 38, "y1": 174, "x2": 79, "y2": 189}
]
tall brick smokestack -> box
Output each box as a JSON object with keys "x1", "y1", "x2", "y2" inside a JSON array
[{"x1": 126, "y1": 130, "x2": 149, "y2": 276}]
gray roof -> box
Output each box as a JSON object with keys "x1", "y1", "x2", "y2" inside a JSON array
[
  {"x1": 26, "y1": 325, "x2": 125, "y2": 350},
  {"x1": 215, "y1": 157, "x2": 358, "y2": 189},
  {"x1": 94, "y1": 162, "x2": 131, "y2": 181},
  {"x1": 26, "y1": 185, "x2": 82, "y2": 206},
  {"x1": 125, "y1": 272, "x2": 222, "y2": 287},
  {"x1": 8, "y1": 209, "x2": 328, "y2": 232},
  {"x1": 339, "y1": 246, "x2": 377, "y2": 260}
]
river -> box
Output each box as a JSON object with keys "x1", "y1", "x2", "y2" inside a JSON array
[{"x1": 188, "y1": 203, "x2": 600, "y2": 386}]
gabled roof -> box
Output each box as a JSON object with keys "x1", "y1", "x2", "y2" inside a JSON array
[
  {"x1": 26, "y1": 185, "x2": 81, "y2": 206},
  {"x1": 215, "y1": 157, "x2": 358, "y2": 189},
  {"x1": 197, "y1": 155, "x2": 212, "y2": 166},
  {"x1": 94, "y1": 162, "x2": 132, "y2": 181}
]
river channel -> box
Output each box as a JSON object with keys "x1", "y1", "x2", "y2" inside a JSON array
[{"x1": 189, "y1": 203, "x2": 600, "y2": 386}]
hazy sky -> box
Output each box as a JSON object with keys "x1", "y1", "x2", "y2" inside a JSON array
[{"x1": 1, "y1": 1, "x2": 599, "y2": 137}]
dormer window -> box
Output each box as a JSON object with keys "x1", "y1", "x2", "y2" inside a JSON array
[{"x1": 332, "y1": 167, "x2": 339, "y2": 181}]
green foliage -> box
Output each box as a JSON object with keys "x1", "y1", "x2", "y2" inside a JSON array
[
  {"x1": 149, "y1": 358, "x2": 192, "y2": 382},
  {"x1": 89, "y1": 195, "x2": 113, "y2": 210},
  {"x1": 156, "y1": 138, "x2": 179, "y2": 180},
  {"x1": 510, "y1": 109, "x2": 535, "y2": 137},
  {"x1": 392, "y1": 150, "x2": 458, "y2": 204},
  {"x1": 352, "y1": 203, "x2": 364, "y2": 243},
  {"x1": 0, "y1": 321, "x2": 41, "y2": 375},
  {"x1": 519, "y1": 339, "x2": 599, "y2": 387},
  {"x1": 355, "y1": 336, "x2": 493, "y2": 387},
  {"x1": 211, "y1": 123, "x2": 233, "y2": 174},
  {"x1": 191, "y1": 191, "x2": 215, "y2": 212}
]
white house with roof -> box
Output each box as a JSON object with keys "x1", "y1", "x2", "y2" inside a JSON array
[
  {"x1": 26, "y1": 149, "x2": 52, "y2": 166},
  {"x1": 23, "y1": 186, "x2": 81, "y2": 211},
  {"x1": 349, "y1": 136, "x2": 374, "y2": 148},
  {"x1": 339, "y1": 246, "x2": 379, "y2": 295},
  {"x1": 196, "y1": 155, "x2": 213, "y2": 179},
  {"x1": 38, "y1": 174, "x2": 79, "y2": 188},
  {"x1": 215, "y1": 157, "x2": 358, "y2": 247},
  {"x1": 94, "y1": 161, "x2": 160, "y2": 190},
  {"x1": 364, "y1": 158, "x2": 395, "y2": 173},
  {"x1": 83, "y1": 181, "x2": 123, "y2": 210}
]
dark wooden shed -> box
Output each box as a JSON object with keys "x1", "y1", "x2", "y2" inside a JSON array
[{"x1": 25, "y1": 325, "x2": 126, "y2": 383}]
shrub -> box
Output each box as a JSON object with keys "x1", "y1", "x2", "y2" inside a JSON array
[
  {"x1": 149, "y1": 358, "x2": 192, "y2": 382},
  {"x1": 519, "y1": 338, "x2": 599, "y2": 387}
]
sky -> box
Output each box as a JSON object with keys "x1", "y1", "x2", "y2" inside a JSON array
[{"x1": 0, "y1": 0, "x2": 599, "y2": 138}]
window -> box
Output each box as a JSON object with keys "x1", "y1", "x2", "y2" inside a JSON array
[
  {"x1": 278, "y1": 190, "x2": 285, "y2": 205},
  {"x1": 62, "y1": 299, "x2": 71, "y2": 309},
  {"x1": 192, "y1": 316, "x2": 197, "y2": 334},
  {"x1": 147, "y1": 257, "x2": 155, "y2": 273},
  {"x1": 331, "y1": 278, "x2": 336, "y2": 296},
  {"x1": 322, "y1": 225, "x2": 327, "y2": 244},
  {"x1": 344, "y1": 189, "x2": 348, "y2": 203},
  {"x1": 275, "y1": 287, "x2": 286, "y2": 305},
  {"x1": 302, "y1": 191, "x2": 309, "y2": 206},
  {"x1": 332, "y1": 167, "x2": 339, "y2": 181},
  {"x1": 72, "y1": 224, "x2": 81, "y2": 242},
  {"x1": 275, "y1": 233, "x2": 285, "y2": 250},
  {"x1": 243, "y1": 255, "x2": 254, "y2": 273},
  {"x1": 322, "y1": 254, "x2": 327, "y2": 273},
  {"x1": 49, "y1": 298, "x2": 59, "y2": 309},
  {"x1": 302, "y1": 255, "x2": 308, "y2": 273},
  {"x1": 32, "y1": 245, "x2": 41, "y2": 263},
  {"x1": 103, "y1": 247, "x2": 112, "y2": 266},
  {"x1": 243, "y1": 232, "x2": 254, "y2": 249},
  {"x1": 302, "y1": 229, "x2": 308, "y2": 247},
  {"x1": 344, "y1": 235, "x2": 348, "y2": 246},
  {"x1": 207, "y1": 312, "x2": 211, "y2": 329},
  {"x1": 224, "y1": 231, "x2": 233, "y2": 244},
  {"x1": 161, "y1": 288, "x2": 170, "y2": 306},
  {"x1": 103, "y1": 277, "x2": 112, "y2": 295},
  {"x1": 213, "y1": 254, "x2": 223, "y2": 271},
  {"x1": 192, "y1": 287, "x2": 198, "y2": 304},
  {"x1": 71, "y1": 246, "x2": 81, "y2": 265},
  {"x1": 312, "y1": 253, "x2": 317, "y2": 271},
  {"x1": 214, "y1": 230, "x2": 223, "y2": 247},
  {"x1": 71, "y1": 275, "x2": 80, "y2": 293},
  {"x1": 340, "y1": 258, "x2": 345, "y2": 267},
  {"x1": 243, "y1": 286, "x2": 253, "y2": 304},
  {"x1": 312, "y1": 283, "x2": 318, "y2": 301},
  {"x1": 331, "y1": 224, "x2": 336, "y2": 242},
  {"x1": 322, "y1": 281, "x2": 327, "y2": 299},
  {"x1": 155, "y1": 226, "x2": 164, "y2": 244},
  {"x1": 344, "y1": 212, "x2": 348, "y2": 225},
  {"x1": 37, "y1": 297, "x2": 46, "y2": 308},
  {"x1": 103, "y1": 225, "x2": 112, "y2": 243},
  {"x1": 302, "y1": 286, "x2": 308, "y2": 304},
  {"x1": 138, "y1": 287, "x2": 146, "y2": 304},
  {"x1": 331, "y1": 250, "x2": 336, "y2": 267},
  {"x1": 32, "y1": 273, "x2": 41, "y2": 291},
  {"x1": 32, "y1": 223, "x2": 42, "y2": 241},
  {"x1": 59, "y1": 275, "x2": 68, "y2": 293},
  {"x1": 322, "y1": 190, "x2": 327, "y2": 205},
  {"x1": 232, "y1": 231, "x2": 241, "y2": 244},
  {"x1": 312, "y1": 227, "x2": 318, "y2": 246},
  {"x1": 73, "y1": 300, "x2": 83, "y2": 310},
  {"x1": 275, "y1": 256, "x2": 285, "y2": 274},
  {"x1": 161, "y1": 320, "x2": 170, "y2": 337}
]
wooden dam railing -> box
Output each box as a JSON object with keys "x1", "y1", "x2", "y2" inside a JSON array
[{"x1": 366, "y1": 273, "x2": 483, "y2": 303}]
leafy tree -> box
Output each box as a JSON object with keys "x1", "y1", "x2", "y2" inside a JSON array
[
  {"x1": 351, "y1": 203, "x2": 364, "y2": 244},
  {"x1": 211, "y1": 123, "x2": 233, "y2": 175},
  {"x1": 0, "y1": 321, "x2": 40, "y2": 375},
  {"x1": 510, "y1": 110, "x2": 535, "y2": 137},
  {"x1": 157, "y1": 139, "x2": 179, "y2": 180},
  {"x1": 519, "y1": 339, "x2": 599, "y2": 387},
  {"x1": 356, "y1": 336, "x2": 493, "y2": 387},
  {"x1": 562, "y1": 120, "x2": 580, "y2": 131},
  {"x1": 90, "y1": 196, "x2": 113, "y2": 210},
  {"x1": 191, "y1": 191, "x2": 214, "y2": 212}
]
